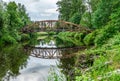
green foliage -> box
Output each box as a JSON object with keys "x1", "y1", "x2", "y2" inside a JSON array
[
  {"x1": 56, "y1": 0, "x2": 72, "y2": 21},
  {"x1": 48, "y1": 31, "x2": 57, "y2": 35},
  {"x1": 69, "y1": 13, "x2": 81, "y2": 24},
  {"x1": 75, "y1": 2, "x2": 120, "y2": 80},
  {"x1": 89, "y1": 0, "x2": 100, "y2": 12},
  {"x1": 80, "y1": 12, "x2": 92, "y2": 28},
  {"x1": 75, "y1": 43, "x2": 120, "y2": 81},
  {"x1": 48, "y1": 67, "x2": 66, "y2": 81},
  {"x1": 58, "y1": 32, "x2": 86, "y2": 46},
  {"x1": 0, "y1": 1, "x2": 31, "y2": 44},
  {"x1": 0, "y1": 44, "x2": 29, "y2": 80},
  {"x1": 94, "y1": 4, "x2": 120, "y2": 46},
  {"x1": 21, "y1": 34, "x2": 30, "y2": 41},
  {"x1": 101, "y1": 74, "x2": 120, "y2": 81},
  {"x1": 83, "y1": 31, "x2": 97, "y2": 46},
  {"x1": 92, "y1": 0, "x2": 113, "y2": 28},
  {"x1": 74, "y1": 33, "x2": 84, "y2": 39},
  {"x1": 107, "y1": 33, "x2": 120, "y2": 46},
  {"x1": 57, "y1": 0, "x2": 85, "y2": 22},
  {"x1": 17, "y1": 3, "x2": 31, "y2": 26},
  {"x1": 2, "y1": 34, "x2": 17, "y2": 44},
  {"x1": 7, "y1": 2, "x2": 23, "y2": 30}
]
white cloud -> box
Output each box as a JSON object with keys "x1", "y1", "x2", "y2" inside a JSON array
[
  {"x1": 45, "y1": 8, "x2": 58, "y2": 14},
  {"x1": 40, "y1": 13, "x2": 52, "y2": 17},
  {"x1": 3, "y1": 0, "x2": 59, "y2": 21}
]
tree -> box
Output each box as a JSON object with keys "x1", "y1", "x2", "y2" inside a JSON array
[
  {"x1": 7, "y1": 2, "x2": 23, "y2": 31},
  {"x1": 92, "y1": 0, "x2": 113, "y2": 29},
  {"x1": 57, "y1": 0, "x2": 85, "y2": 23},
  {"x1": 0, "y1": 0, "x2": 4, "y2": 38},
  {"x1": 80, "y1": 12, "x2": 92, "y2": 28},
  {"x1": 18, "y1": 3, "x2": 31, "y2": 26},
  {"x1": 70, "y1": 0, "x2": 85, "y2": 17},
  {"x1": 94, "y1": 0, "x2": 120, "y2": 45},
  {"x1": 0, "y1": 1, "x2": 31, "y2": 44},
  {"x1": 87, "y1": 0, "x2": 100, "y2": 12},
  {"x1": 57, "y1": 0, "x2": 72, "y2": 21},
  {"x1": 69, "y1": 12, "x2": 81, "y2": 24}
]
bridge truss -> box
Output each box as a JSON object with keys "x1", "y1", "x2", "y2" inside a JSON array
[{"x1": 21, "y1": 20, "x2": 91, "y2": 33}]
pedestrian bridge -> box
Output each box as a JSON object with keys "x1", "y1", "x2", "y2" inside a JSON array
[{"x1": 21, "y1": 20, "x2": 91, "y2": 33}]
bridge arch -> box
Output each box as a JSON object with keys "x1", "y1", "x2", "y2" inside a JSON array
[{"x1": 21, "y1": 20, "x2": 91, "y2": 33}]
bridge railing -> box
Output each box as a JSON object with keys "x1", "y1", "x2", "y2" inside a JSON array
[{"x1": 21, "y1": 20, "x2": 91, "y2": 33}]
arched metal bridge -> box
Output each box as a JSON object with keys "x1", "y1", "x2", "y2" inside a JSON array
[{"x1": 21, "y1": 20, "x2": 91, "y2": 33}]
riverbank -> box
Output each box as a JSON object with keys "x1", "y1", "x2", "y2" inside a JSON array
[
  {"x1": 36, "y1": 30, "x2": 120, "y2": 81},
  {"x1": 54, "y1": 30, "x2": 120, "y2": 81}
]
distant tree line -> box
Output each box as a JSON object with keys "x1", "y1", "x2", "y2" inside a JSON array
[{"x1": 0, "y1": 0, "x2": 31, "y2": 44}]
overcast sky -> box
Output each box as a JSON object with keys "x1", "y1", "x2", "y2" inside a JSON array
[{"x1": 3, "y1": 0, "x2": 59, "y2": 21}]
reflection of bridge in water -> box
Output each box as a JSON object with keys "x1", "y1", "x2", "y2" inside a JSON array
[{"x1": 30, "y1": 46, "x2": 86, "y2": 59}]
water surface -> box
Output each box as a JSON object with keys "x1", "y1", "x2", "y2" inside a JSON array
[{"x1": 0, "y1": 36, "x2": 83, "y2": 81}]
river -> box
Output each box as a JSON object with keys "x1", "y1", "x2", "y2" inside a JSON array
[{"x1": 0, "y1": 36, "x2": 83, "y2": 81}]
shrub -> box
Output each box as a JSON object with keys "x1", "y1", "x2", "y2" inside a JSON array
[
  {"x1": 2, "y1": 35, "x2": 17, "y2": 44},
  {"x1": 94, "y1": 3, "x2": 120, "y2": 46},
  {"x1": 83, "y1": 30, "x2": 97, "y2": 46},
  {"x1": 69, "y1": 13, "x2": 81, "y2": 24},
  {"x1": 80, "y1": 12, "x2": 92, "y2": 28},
  {"x1": 21, "y1": 33, "x2": 30, "y2": 41},
  {"x1": 13, "y1": 32, "x2": 21, "y2": 41},
  {"x1": 48, "y1": 31, "x2": 56, "y2": 35}
]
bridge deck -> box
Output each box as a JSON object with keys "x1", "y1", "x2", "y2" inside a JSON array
[{"x1": 21, "y1": 20, "x2": 91, "y2": 33}]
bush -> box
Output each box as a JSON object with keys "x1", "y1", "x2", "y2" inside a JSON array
[
  {"x1": 2, "y1": 35, "x2": 17, "y2": 44},
  {"x1": 68, "y1": 32, "x2": 76, "y2": 37},
  {"x1": 48, "y1": 31, "x2": 56, "y2": 35},
  {"x1": 69, "y1": 13, "x2": 81, "y2": 24},
  {"x1": 83, "y1": 30, "x2": 97, "y2": 46},
  {"x1": 109, "y1": 33, "x2": 120, "y2": 45},
  {"x1": 94, "y1": 6, "x2": 120, "y2": 46},
  {"x1": 29, "y1": 33, "x2": 37, "y2": 38},
  {"x1": 21, "y1": 34, "x2": 30, "y2": 41},
  {"x1": 13, "y1": 32, "x2": 21, "y2": 41},
  {"x1": 80, "y1": 12, "x2": 92, "y2": 28}
]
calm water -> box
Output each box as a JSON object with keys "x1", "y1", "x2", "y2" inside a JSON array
[{"x1": 0, "y1": 36, "x2": 83, "y2": 81}]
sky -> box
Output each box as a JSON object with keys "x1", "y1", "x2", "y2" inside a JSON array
[{"x1": 3, "y1": 0, "x2": 59, "y2": 21}]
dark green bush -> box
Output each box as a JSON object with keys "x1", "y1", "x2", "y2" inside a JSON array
[
  {"x1": 69, "y1": 13, "x2": 81, "y2": 24},
  {"x1": 2, "y1": 35, "x2": 17, "y2": 44},
  {"x1": 12, "y1": 32, "x2": 21, "y2": 41},
  {"x1": 48, "y1": 32, "x2": 56, "y2": 35},
  {"x1": 80, "y1": 12, "x2": 92, "y2": 28},
  {"x1": 94, "y1": 6, "x2": 120, "y2": 46},
  {"x1": 21, "y1": 34, "x2": 30, "y2": 41}
]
